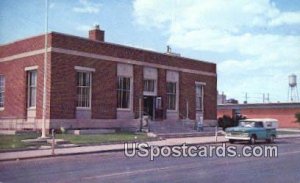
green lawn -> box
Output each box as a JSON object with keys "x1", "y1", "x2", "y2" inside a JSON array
[
  {"x1": 0, "y1": 132, "x2": 152, "y2": 151},
  {"x1": 0, "y1": 133, "x2": 40, "y2": 150},
  {"x1": 55, "y1": 133, "x2": 152, "y2": 145}
]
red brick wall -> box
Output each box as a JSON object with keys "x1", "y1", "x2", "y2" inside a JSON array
[
  {"x1": 1, "y1": 32, "x2": 217, "y2": 124},
  {"x1": 218, "y1": 108, "x2": 300, "y2": 128},
  {"x1": 179, "y1": 72, "x2": 217, "y2": 120},
  {"x1": 0, "y1": 34, "x2": 51, "y2": 58},
  {"x1": 50, "y1": 53, "x2": 117, "y2": 119},
  {"x1": 0, "y1": 54, "x2": 50, "y2": 119},
  {"x1": 157, "y1": 69, "x2": 167, "y2": 119},
  {"x1": 50, "y1": 32, "x2": 216, "y2": 74},
  {"x1": 133, "y1": 65, "x2": 143, "y2": 117}
]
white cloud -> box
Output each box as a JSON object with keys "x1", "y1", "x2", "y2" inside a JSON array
[
  {"x1": 133, "y1": 0, "x2": 300, "y2": 102},
  {"x1": 269, "y1": 12, "x2": 300, "y2": 26},
  {"x1": 73, "y1": 0, "x2": 101, "y2": 14}
]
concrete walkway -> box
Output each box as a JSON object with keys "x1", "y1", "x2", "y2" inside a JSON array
[
  {"x1": 1, "y1": 134, "x2": 300, "y2": 161},
  {"x1": 0, "y1": 136, "x2": 226, "y2": 161}
]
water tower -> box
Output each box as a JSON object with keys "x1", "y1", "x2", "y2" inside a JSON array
[{"x1": 288, "y1": 74, "x2": 299, "y2": 102}]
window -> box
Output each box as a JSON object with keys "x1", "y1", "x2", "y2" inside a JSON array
[
  {"x1": 167, "y1": 82, "x2": 176, "y2": 110},
  {"x1": 195, "y1": 84, "x2": 203, "y2": 111},
  {"x1": 156, "y1": 97, "x2": 162, "y2": 109},
  {"x1": 77, "y1": 72, "x2": 92, "y2": 108},
  {"x1": 255, "y1": 122, "x2": 264, "y2": 128},
  {"x1": 144, "y1": 79, "x2": 155, "y2": 92},
  {"x1": 0, "y1": 75, "x2": 4, "y2": 108},
  {"x1": 27, "y1": 70, "x2": 37, "y2": 108},
  {"x1": 117, "y1": 77, "x2": 131, "y2": 109}
]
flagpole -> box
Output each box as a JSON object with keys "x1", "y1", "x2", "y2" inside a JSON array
[{"x1": 41, "y1": 0, "x2": 48, "y2": 138}]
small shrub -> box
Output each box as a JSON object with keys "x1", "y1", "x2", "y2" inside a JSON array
[{"x1": 295, "y1": 112, "x2": 300, "y2": 123}]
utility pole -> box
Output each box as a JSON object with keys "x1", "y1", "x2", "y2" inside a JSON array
[
  {"x1": 41, "y1": 0, "x2": 49, "y2": 138},
  {"x1": 245, "y1": 93, "x2": 248, "y2": 104},
  {"x1": 263, "y1": 93, "x2": 265, "y2": 103}
]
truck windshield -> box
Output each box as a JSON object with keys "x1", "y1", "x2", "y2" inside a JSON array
[
  {"x1": 239, "y1": 121, "x2": 255, "y2": 127},
  {"x1": 239, "y1": 121, "x2": 264, "y2": 128}
]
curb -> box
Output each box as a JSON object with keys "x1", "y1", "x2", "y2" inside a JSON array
[
  {"x1": 0, "y1": 139, "x2": 227, "y2": 162},
  {"x1": 1, "y1": 135, "x2": 300, "y2": 162}
]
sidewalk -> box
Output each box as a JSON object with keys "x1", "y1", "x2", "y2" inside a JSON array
[
  {"x1": 1, "y1": 134, "x2": 300, "y2": 161},
  {"x1": 278, "y1": 128, "x2": 300, "y2": 132},
  {"x1": 0, "y1": 136, "x2": 226, "y2": 161}
]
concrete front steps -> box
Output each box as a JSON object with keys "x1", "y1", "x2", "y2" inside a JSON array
[{"x1": 149, "y1": 119, "x2": 225, "y2": 138}]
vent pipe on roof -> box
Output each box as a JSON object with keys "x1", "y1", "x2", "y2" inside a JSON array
[{"x1": 166, "y1": 45, "x2": 181, "y2": 57}]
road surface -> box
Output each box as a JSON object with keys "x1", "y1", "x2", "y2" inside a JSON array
[{"x1": 0, "y1": 138, "x2": 300, "y2": 183}]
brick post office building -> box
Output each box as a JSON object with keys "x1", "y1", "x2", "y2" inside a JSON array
[{"x1": 0, "y1": 26, "x2": 217, "y2": 131}]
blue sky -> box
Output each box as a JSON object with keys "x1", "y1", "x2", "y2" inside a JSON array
[{"x1": 1, "y1": 0, "x2": 300, "y2": 103}]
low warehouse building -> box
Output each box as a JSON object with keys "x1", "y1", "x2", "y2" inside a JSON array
[
  {"x1": 218, "y1": 103, "x2": 300, "y2": 128},
  {"x1": 0, "y1": 26, "x2": 217, "y2": 131}
]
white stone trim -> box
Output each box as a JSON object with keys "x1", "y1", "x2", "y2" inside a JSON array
[
  {"x1": 144, "y1": 67, "x2": 158, "y2": 80},
  {"x1": 195, "y1": 81, "x2": 206, "y2": 86},
  {"x1": 76, "y1": 107, "x2": 92, "y2": 110},
  {"x1": 74, "y1": 66, "x2": 96, "y2": 72},
  {"x1": 117, "y1": 63, "x2": 133, "y2": 77},
  {"x1": 24, "y1": 65, "x2": 38, "y2": 71},
  {"x1": 53, "y1": 48, "x2": 216, "y2": 77},
  {"x1": 0, "y1": 107, "x2": 4, "y2": 111},
  {"x1": 166, "y1": 70, "x2": 179, "y2": 82},
  {"x1": 0, "y1": 47, "x2": 217, "y2": 77},
  {"x1": 0, "y1": 49, "x2": 46, "y2": 63}
]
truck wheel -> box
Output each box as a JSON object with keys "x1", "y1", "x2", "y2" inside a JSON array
[
  {"x1": 270, "y1": 135, "x2": 275, "y2": 143},
  {"x1": 229, "y1": 139, "x2": 235, "y2": 144},
  {"x1": 268, "y1": 135, "x2": 275, "y2": 143},
  {"x1": 249, "y1": 135, "x2": 256, "y2": 144}
]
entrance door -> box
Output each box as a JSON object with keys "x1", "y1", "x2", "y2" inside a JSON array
[{"x1": 143, "y1": 96, "x2": 154, "y2": 120}]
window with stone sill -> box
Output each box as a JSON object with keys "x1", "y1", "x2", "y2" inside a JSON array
[
  {"x1": 117, "y1": 77, "x2": 131, "y2": 109},
  {"x1": 0, "y1": 75, "x2": 4, "y2": 108},
  {"x1": 167, "y1": 82, "x2": 176, "y2": 110},
  {"x1": 77, "y1": 71, "x2": 92, "y2": 108},
  {"x1": 27, "y1": 70, "x2": 37, "y2": 108}
]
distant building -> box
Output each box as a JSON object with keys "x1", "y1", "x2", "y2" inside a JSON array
[
  {"x1": 218, "y1": 102, "x2": 300, "y2": 128},
  {"x1": 226, "y1": 98, "x2": 239, "y2": 104},
  {"x1": 217, "y1": 91, "x2": 226, "y2": 104}
]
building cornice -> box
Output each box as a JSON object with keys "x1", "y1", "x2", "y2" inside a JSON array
[{"x1": 0, "y1": 47, "x2": 217, "y2": 77}]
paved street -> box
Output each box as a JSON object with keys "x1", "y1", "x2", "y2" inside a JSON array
[{"x1": 0, "y1": 137, "x2": 300, "y2": 183}]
